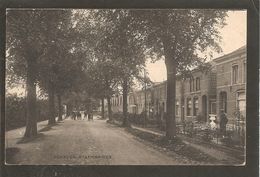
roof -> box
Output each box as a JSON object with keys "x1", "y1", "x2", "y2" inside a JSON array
[{"x1": 213, "y1": 45, "x2": 246, "y2": 63}]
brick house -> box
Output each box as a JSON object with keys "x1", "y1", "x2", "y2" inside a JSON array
[
  {"x1": 107, "y1": 46, "x2": 246, "y2": 131},
  {"x1": 213, "y1": 46, "x2": 246, "y2": 129},
  {"x1": 128, "y1": 88, "x2": 152, "y2": 115},
  {"x1": 111, "y1": 94, "x2": 123, "y2": 113},
  {"x1": 180, "y1": 64, "x2": 217, "y2": 123},
  {"x1": 150, "y1": 81, "x2": 167, "y2": 118}
]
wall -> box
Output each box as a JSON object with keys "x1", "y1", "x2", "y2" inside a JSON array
[{"x1": 214, "y1": 47, "x2": 246, "y2": 126}]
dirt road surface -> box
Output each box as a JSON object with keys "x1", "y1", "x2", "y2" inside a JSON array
[{"x1": 6, "y1": 117, "x2": 190, "y2": 165}]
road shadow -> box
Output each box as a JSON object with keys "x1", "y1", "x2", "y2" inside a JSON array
[
  {"x1": 5, "y1": 147, "x2": 20, "y2": 164},
  {"x1": 38, "y1": 123, "x2": 61, "y2": 132},
  {"x1": 16, "y1": 132, "x2": 46, "y2": 144}
]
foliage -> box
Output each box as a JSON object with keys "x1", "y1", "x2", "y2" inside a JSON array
[
  {"x1": 6, "y1": 9, "x2": 228, "y2": 138},
  {"x1": 127, "y1": 9, "x2": 227, "y2": 137},
  {"x1": 5, "y1": 95, "x2": 49, "y2": 130},
  {"x1": 5, "y1": 95, "x2": 26, "y2": 130},
  {"x1": 130, "y1": 10, "x2": 227, "y2": 72}
]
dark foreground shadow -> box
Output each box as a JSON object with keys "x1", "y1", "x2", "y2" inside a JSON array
[
  {"x1": 57, "y1": 121, "x2": 64, "y2": 124},
  {"x1": 5, "y1": 147, "x2": 20, "y2": 164},
  {"x1": 39, "y1": 123, "x2": 61, "y2": 132},
  {"x1": 16, "y1": 132, "x2": 46, "y2": 144}
]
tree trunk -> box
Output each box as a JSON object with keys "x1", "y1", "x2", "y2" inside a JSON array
[
  {"x1": 48, "y1": 83, "x2": 56, "y2": 125},
  {"x1": 106, "y1": 96, "x2": 112, "y2": 121},
  {"x1": 24, "y1": 58, "x2": 37, "y2": 138},
  {"x1": 144, "y1": 73, "x2": 147, "y2": 127},
  {"x1": 101, "y1": 97, "x2": 105, "y2": 119},
  {"x1": 165, "y1": 63, "x2": 177, "y2": 139},
  {"x1": 163, "y1": 38, "x2": 177, "y2": 139},
  {"x1": 122, "y1": 78, "x2": 128, "y2": 126},
  {"x1": 57, "y1": 94, "x2": 62, "y2": 121}
]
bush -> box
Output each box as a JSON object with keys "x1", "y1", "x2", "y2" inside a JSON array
[
  {"x1": 183, "y1": 120, "x2": 195, "y2": 137},
  {"x1": 112, "y1": 112, "x2": 124, "y2": 121},
  {"x1": 6, "y1": 95, "x2": 50, "y2": 131},
  {"x1": 196, "y1": 112, "x2": 204, "y2": 123},
  {"x1": 6, "y1": 95, "x2": 27, "y2": 130}
]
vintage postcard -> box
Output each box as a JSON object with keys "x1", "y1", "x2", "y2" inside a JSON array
[{"x1": 5, "y1": 9, "x2": 247, "y2": 165}]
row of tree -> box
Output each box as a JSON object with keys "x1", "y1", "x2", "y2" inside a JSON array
[{"x1": 6, "y1": 9, "x2": 227, "y2": 139}]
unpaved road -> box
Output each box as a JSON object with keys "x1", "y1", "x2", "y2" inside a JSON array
[{"x1": 6, "y1": 117, "x2": 189, "y2": 165}]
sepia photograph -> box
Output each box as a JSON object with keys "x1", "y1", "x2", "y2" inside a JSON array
[{"x1": 5, "y1": 9, "x2": 247, "y2": 165}]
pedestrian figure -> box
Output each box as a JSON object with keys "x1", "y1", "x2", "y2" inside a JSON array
[
  {"x1": 72, "y1": 111, "x2": 76, "y2": 120},
  {"x1": 84, "y1": 111, "x2": 88, "y2": 120},
  {"x1": 77, "y1": 111, "x2": 81, "y2": 120},
  {"x1": 219, "y1": 110, "x2": 228, "y2": 136},
  {"x1": 88, "y1": 112, "x2": 92, "y2": 121},
  {"x1": 88, "y1": 110, "x2": 93, "y2": 121}
]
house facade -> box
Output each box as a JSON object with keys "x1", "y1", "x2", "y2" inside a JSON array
[
  {"x1": 128, "y1": 88, "x2": 152, "y2": 115},
  {"x1": 180, "y1": 65, "x2": 217, "y2": 123},
  {"x1": 214, "y1": 46, "x2": 246, "y2": 129},
  {"x1": 106, "y1": 46, "x2": 246, "y2": 129}
]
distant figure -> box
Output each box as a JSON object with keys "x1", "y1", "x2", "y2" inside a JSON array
[
  {"x1": 80, "y1": 111, "x2": 84, "y2": 120},
  {"x1": 88, "y1": 110, "x2": 93, "y2": 121},
  {"x1": 84, "y1": 111, "x2": 88, "y2": 120},
  {"x1": 219, "y1": 110, "x2": 228, "y2": 136},
  {"x1": 77, "y1": 111, "x2": 81, "y2": 120},
  {"x1": 72, "y1": 111, "x2": 76, "y2": 120}
]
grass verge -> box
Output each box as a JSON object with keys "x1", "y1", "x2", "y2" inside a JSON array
[{"x1": 125, "y1": 126, "x2": 220, "y2": 164}]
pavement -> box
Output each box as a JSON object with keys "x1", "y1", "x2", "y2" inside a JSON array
[
  {"x1": 131, "y1": 125, "x2": 245, "y2": 165},
  {"x1": 5, "y1": 116, "x2": 192, "y2": 165}
]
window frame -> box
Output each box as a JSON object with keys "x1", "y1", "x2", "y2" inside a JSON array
[
  {"x1": 232, "y1": 64, "x2": 239, "y2": 85},
  {"x1": 196, "y1": 77, "x2": 200, "y2": 91},
  {"x1": 193, "y1": 97, "x2": 199, "y2": 116},
  {"x1": 175, "y1": 100, "x2": 179, "y2": 116},
  {"x1": 243, "y1": 60, "x2": 246, "y2": 83},
  {"x1": 187, "y1": 98, "x2": 192, "y2": 116}
]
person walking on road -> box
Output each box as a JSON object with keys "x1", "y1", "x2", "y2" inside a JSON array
[
  {"x1": 72, "y1": 111, "x2": 76, "y2": 120},
  {"x1": 84, "y1": 110, "x2": 88, "y2": 120},
  {"x1": 77, "y1": 111, "x2": 81, "y2": 120},
  {"x1": 88, "y1": 109, "x2": 93, "y2": 121}
]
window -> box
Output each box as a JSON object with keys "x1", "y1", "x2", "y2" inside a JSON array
[
  {"x1": 210, "y1": 102, "x2": 216, "y2": 114},
  {"x1": 176, "y1": 100, "x2": 179, "y2": 116},
  {"x1": 219, "y1": 92, "x2": 227, "y2": 113},
  {"x1": 193, "y1": 78, "x2": 195, "y2": 91},
  {"x1": 189, "y1": 79, "x2": 192, "y2": 92},
  {"x1": 196, "y1": 77, "x2": 200, "y2": 91},
  {"x1": 232, "y1": 65, "x2": 239, "y2": 84},
  {"x1": 189, "y1": 78, "x2": 194, "y2": 92},
  {"x1": 193, "y1": 97, "x2": 199, "y2": 116},
  {"x1": 237, "y1": 91, "x2": 246, "y2": 119},
  {"x1": 243, "y1": 61, "x2": 246, "y2": 83},
  {"x1": 187, "y1": 98, "x2": 192, "y2": 116}
]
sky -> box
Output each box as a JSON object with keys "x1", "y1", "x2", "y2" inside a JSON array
[{"x1": 146, "y1": 10, "x2": 247, "y2": 82}]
